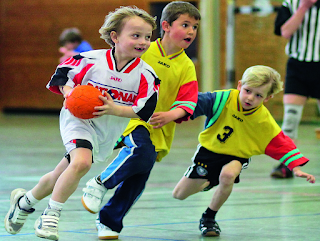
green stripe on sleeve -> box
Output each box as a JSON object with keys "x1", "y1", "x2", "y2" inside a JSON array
[
  {"x1": 279, "y1": 149, "x2": 300, "y2": 163},
  {"x1": 284, "y1": 154, "x2": 304, "y2": 166},
  {"x1": 206, "y1": 91, "x2": 230, "y2": 128},
  {"x1": 171, "y1": 101, "x2": 196, "y2": 111}
]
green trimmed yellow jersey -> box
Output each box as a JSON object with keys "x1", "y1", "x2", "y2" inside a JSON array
[
  {"x1": 123, "y1": 39, "x2": 198, "y2": 162},
  {"x1": 193, "y1": 89, "x2": 309, "y2": 170}
]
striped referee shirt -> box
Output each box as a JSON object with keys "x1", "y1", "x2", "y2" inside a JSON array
[{"x1": 274, "y1": 0, "x2": 320, "y2": 62}]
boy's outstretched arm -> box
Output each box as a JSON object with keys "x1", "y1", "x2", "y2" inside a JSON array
[
  {"x1": 149, "y1": 80, "x2": 198, "y2": 128},
  {"x1": 292, "y1": 167, "x2": 316, "y2": 183},
  {"x1": 149, "y1": 108, "x2": 187, "y2": 129},
  {"x1": 265, "y1": 131, "x2": 315, "y2": 183}
]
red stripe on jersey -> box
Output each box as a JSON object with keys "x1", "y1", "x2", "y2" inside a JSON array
[
  {"x1": 156, "y1": 39, "x2": 165, "y2": 57},
  {"x1": 237, "y1": 98, "x2": 241, "y2": 111},
  {"x1": 169, "y1": 51, "x2": 183, "y2": 60},
  {"x1": 243, "y1": 106, "x2": 261, "y2": 116},
  {"x1": 73, "y1": 64, "x2": 94, "y2": 85},
  {"x1": 106, "y1": 49, "x2": 113, "y2": 70},
  {"x1": 59, "y1": 57, "x2": 81, "y2": 66},
  {"x1": 133, "y1": 73, "x2": 148, "y2": 106},
  {"x1": 124, "y1": 58, "x2": 141, "y2": 73}
]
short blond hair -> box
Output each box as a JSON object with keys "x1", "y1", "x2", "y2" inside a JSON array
[
  {"x1": 99, "y1": 6, "x2": 157, "y2": 47},
  {"x1": 240, "y1": 65, "x2": 283, "y2": 96}
]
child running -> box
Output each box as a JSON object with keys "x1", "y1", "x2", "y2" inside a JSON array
[
  {"x1": 81, "y1": 1, "x2": 200, "y2": 239},
  {"x1": 4, "y1": 6, "x2": 159, "y2": 240},
  {"x1": 172, "y1": 65, "x2": 316, "y2": 237}
]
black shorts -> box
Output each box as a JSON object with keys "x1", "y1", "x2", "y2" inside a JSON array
[
  {"x1": 285, "y1": 58, "x2": 320, "y2": 99},
  {"x1": 64, "y1": 139, "x2": 93, "y2": 163},
  {"x1": 184, "y1": 146, "x2": 250, "y2": 190}
]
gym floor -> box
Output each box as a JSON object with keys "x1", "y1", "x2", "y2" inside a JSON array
[{"x1": 0, "y1": 113, "x2": 319, "y2": 241}]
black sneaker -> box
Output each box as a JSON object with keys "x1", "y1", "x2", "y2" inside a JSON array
[
  {"x1": 199, "y1": 217, "x2": 221, "y2": 236},
  {"x1": 270, "y1": 163, "x2": 293, "y2": 178}
]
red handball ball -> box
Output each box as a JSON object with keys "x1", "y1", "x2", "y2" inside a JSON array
[{"x1": 65, "y1": 85, "x2": 103, "y2": 119}]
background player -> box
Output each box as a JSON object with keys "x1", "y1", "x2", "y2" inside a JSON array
[
  {"x1": 58, "y1": 27, "x2": 93, "y2": 63},
  {"x1": 270, "y1": 0, "x2": 320, "y2": 178}
]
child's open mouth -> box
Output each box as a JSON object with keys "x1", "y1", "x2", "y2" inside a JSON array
[{"x1": 135, "y1": 47, "x2": 145, "y2": 52}]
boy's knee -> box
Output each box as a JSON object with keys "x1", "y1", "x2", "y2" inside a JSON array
[
  {"x1": 71, "y1": 158, "x2": 91, "y2": 173},
  {"x1": 172, "y1": 188, "x2": 186, "y2": 200},
  {"x1": 219, "y1": 171, "x2": 237, "y2": 185}
]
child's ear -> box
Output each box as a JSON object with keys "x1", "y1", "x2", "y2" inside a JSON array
[
  {"x1": 237, "y1": 81, "x2": 242, "y2": 91},
  {"x1": 161, "y1": 20, "x2": 170, "y2": 32},
  {"x1": 110, "y1": 31, "x2": 118, "y2": 43},
  {"x1": 264, "y1": 95, "x2": 274, "y2": 103}
]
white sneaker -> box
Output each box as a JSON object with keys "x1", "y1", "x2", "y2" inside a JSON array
[
  {"x1": 34, "y1": 209, "x2": 60, "y2": 240},
  {"x1": 96, "y1": 217, "x2": 119, "y2": 240},
  {"x1": 4, "y1": 188, "x2": 35, "y2": 234},
  {"x1": 82, "y1": 177, "x2": 107, "y2": 214}
]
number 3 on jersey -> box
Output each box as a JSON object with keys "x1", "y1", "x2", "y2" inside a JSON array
[{"x1": 217, "y1": 126, "x2": 234, "y2": 143}]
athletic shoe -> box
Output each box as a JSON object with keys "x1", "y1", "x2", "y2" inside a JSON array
[
  {"x1": 270, "y1": 163, "x2": 293, "y2": 178},
  {"x1": 199, "y1": 217, "x2": 221, "y2": 237},
  {"x1": 4, "y1": 188, "x2": 35, "y2": 234},
  {"x1": 82, "y1": 177, "x2": 107, "y2": 214},
  {"x1": 34, "y1": 208, "x2": 60, "y2": 240},
  {"x1": 96, "y1": 217, "x2": 119, "y2": 240}
]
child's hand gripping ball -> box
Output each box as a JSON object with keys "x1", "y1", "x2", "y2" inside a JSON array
[{"x1": 65, "y1": 85, "x2": 103, "y2": 119}]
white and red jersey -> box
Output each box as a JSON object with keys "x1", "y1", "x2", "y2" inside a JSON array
[{"x1": 47, "y1": 49, "x2": 159, "y2": 163}]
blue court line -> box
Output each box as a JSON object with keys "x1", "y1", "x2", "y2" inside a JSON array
[
  {"x1": 1, "y1": 212, "x2": 319, "y2": 239},
  {"x1": 124, "y1": 212, "x2": 320, "y2": 228}
]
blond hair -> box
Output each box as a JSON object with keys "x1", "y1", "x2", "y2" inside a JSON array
[
  {"x1": 240, "y1": 65, "x2": 283, "y2": 96},
  {"x1": 99, "y1": 6, "x2": 157, "y2": 47}
]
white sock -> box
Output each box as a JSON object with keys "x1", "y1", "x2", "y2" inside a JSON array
[
  {"x1": 43, "y1": 199, "x2": 64, "y2": 217},
  {"x1": 47, "y1": 198, "x2": 64, "y2": 211},
  {"x1": 18, "y1": 190, "x2": 39, "y2": 210}
]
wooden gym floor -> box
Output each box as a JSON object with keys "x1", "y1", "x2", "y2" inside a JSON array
[{"x1": 0, "y1": 113, "x2": 319, "y2": 241}]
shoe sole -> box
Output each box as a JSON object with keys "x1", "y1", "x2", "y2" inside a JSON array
[
  {"x1": 98, "y1": 235, "x2": 119, "y2": 240},
  {"x1": 34, "y1": 218, "x2": 59, "y2": 241},
  {"x1": 35, "y1": 232, "x2": 59, "y2": 241},
  {"x1": 81, "y1": 196, "x2": 98, "y2": 214},
  {"x1": 203, "y1": 230, "x2": 220, "y2": 237},
  {"x1": 270, "y1": 171, "x2": 285, "y2": 178},
  {"x1": 271, "y1": 171, "x2": 293, "y2": 179},
  {"x1": 4, "y1": 188, "x2": 27, "y2": 234}
]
